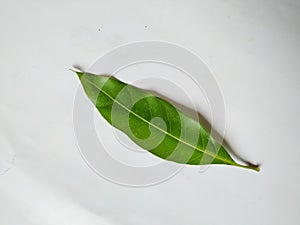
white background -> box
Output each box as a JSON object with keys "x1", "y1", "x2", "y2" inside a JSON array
[{"x1": 1, "y1": 0, "x2": 300, "y2": 224}]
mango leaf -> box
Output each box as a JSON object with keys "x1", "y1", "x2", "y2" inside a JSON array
[{"x1": 72, "y1": 70, "x2": 259, "y2": 172}]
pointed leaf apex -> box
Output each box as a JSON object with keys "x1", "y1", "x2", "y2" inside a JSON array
[{"x1": 69, "y1": 68, "x2": 84, "y2": 80}]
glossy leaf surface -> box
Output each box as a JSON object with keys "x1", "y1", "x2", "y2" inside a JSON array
[{"x1": 73, "y1": 70, "x2": 259, "y2": 172}]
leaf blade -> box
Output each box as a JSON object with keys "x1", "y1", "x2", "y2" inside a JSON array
[{"x1": 74, "y1": 71, "x2": 259, "y2": 172}]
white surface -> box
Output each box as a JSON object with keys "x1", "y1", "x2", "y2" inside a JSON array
[{"x1": 1, "y1": 0, "x2": 300, "y2": 224}]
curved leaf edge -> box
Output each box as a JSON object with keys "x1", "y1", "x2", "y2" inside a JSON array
[{"x1": 71, "y1": 69, "x2": 260, "y2": 172}]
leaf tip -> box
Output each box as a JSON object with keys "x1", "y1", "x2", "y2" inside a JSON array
[{"x1": 69, "y1": 68, "x2": 84, "y2": 80}]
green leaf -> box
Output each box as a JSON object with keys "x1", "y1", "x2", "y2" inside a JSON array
[{"x1": 72, "y1": 70, "x2": 260, "y2": 172}]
